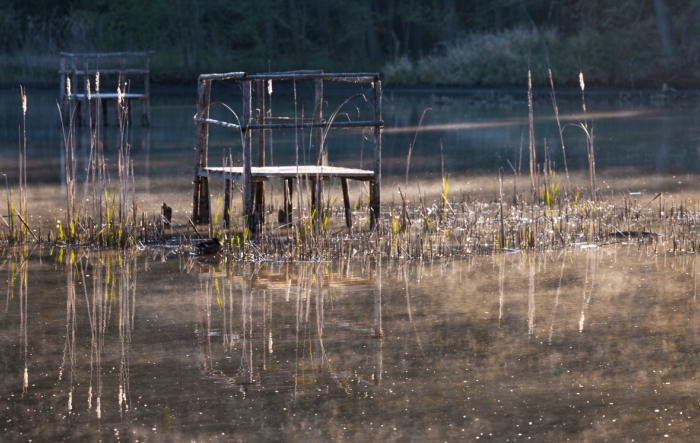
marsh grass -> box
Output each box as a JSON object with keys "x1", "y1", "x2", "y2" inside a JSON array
[{"x1": 5, "y1": 72, "x2": 700, "y2": 261}]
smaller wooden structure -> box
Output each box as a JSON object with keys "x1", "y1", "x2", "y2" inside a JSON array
[
  {"x1": 192, "y1": 70, "x2": 382, "y2": 231},
  {"x1": 59, "y1": 51, "x2": 153, "y2": 127}
]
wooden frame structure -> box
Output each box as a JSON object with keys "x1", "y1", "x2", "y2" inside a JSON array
[
  {"x1": 59, "y1": 51, "x2": 154, "y2": 127},
  {"x1": 192, "y1": 70, "x2": 382, "y2": 231}
]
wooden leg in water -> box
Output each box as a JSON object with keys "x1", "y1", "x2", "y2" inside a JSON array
[
  {"x1": 141, "y1": 98, "x2": 149, "y2": 127},
  {"x1": 193, "y1": 175, "x2": 211, "y2": 225},
  {"x1": 61, "y1": 98, "x2": 68, "y2": 122},
  {"x1": 310, "y1": 179, "x2": 317, "y2": 230},
  {"x1": 89, "y1": 99, "x2": 96, "y2": 128},
  {"x1": 224, "y1": 178, "x2": 231, "y2": 229},
  {"x1": 76, "y1": 100, "x2": 82, "y2": 127},
  {"x1": 341, "y1": 178, "x2": 352, "y2": 228},
  {"x1": 201, "y1": 177, "x2": 211, "y2": 226},
  {"x1": 315, "y1": 178, "x2": 324, "y2": 232},
  {"x1": 102, "y1": 99, "x2": 108, "y2": 127},
  {"x1": 254, "y1": 180, "x2": 265, "y2": 227},
  {"x1": 283, "y1": 178, "x2": 293, "y2": 224},
  {"x1": 369, "y1": 179, "x2": 377, "y2": 230}
]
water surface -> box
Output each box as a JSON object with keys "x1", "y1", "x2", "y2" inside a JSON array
[
  {"x1": 2, "y1": 85, "x2": 700, "y2": 441},
  {"x1": 2, "y1": 247, "x2": 700, "y2": 441}
]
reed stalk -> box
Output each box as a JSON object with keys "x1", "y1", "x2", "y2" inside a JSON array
[{"x1": 527, "y1": 69, "x2": 538, "y2": 204}]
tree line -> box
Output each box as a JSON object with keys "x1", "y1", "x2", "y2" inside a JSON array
[{"x1": 1, "y1": 0, "x2": 697, "y2": 86}]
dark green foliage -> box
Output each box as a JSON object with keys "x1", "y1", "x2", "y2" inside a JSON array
[{"x1": 2, "y1": 0, "x2": 700, "y2": 86}]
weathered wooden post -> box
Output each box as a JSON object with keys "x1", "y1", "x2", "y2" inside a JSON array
[
  {"x1": 242, "y1": 81, "x2": 254, "y2": 231},
  {"x1": 143, "y1": 53, "x2": 150, "y2": 126},
  {"x1": 59, "y1": 55, "x2": 67, "y2": 119},
  {"x1": 341, "y1": 178, "x2": 352, "y2": 228},
  {"x1": 283, "y1": 179, "x2": 293, "y2": 224},
  {"x1": 71, "y1": 55, "x2": 80, "y2": 125},
  {"x1": 192, "y1": 79, "x2": 212, "y2": 225},
  {"x1": 83, "y1": 59, "x2": 90, "y2": 127},
  {"x1": 313, "y1": 78, "x2": 324, "y2": 231},
  {"x1": 371, "y1": 79, "x2": 382, "y2": 229},
  {"x1": 254, "y1": 79, "x2": 265, "y2": 226},
  {"x1": 314, "y1": 78, "x2": 325, "y2": 166},
  {"x1": 224, "y1": 176, "x2": 231, "y2": 228}
]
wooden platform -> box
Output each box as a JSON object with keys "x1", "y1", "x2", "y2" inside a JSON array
[
  {"x1": 191, "y1": 70, "x2": 382, "y2": 231},
  {"x1": 199, "y1": 165, "x2": 375, "y2": 181}
]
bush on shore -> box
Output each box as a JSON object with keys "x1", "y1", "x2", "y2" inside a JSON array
[{"x1": 383, "y1": 25, "x2": 698, "y2": 88}]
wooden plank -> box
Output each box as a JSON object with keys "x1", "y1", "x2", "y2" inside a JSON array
[
  {"x1": 60, "y1": 51, "x2": 154, "y2": 57},
  {"x1": 66, "y1": 93, "x2": 146, "y2": 99},
  {"x1": 192, "y1": 117, "x2": 382, "y2": 131},
  {"x1": 192, "y1": 117, "x2": 240, "y2": 131},
  {"x1": 198, "y1": 71, "x2": 378, "y2": 82},
  {"x1": 198, "y1": 72, "x2": 247, "y2": 80},
  {"x1": 58, "y1": 69, "x2": 150, "y2": 75},
  {"x1": 263, "y1": 117, "x2": 321, "y2": 123},
  {"x1": 201, "y1": 166, "x2": 375, "y2": 179},
  {"x1": 243, "y1": 73, "x2": 379, "y2": 82}
]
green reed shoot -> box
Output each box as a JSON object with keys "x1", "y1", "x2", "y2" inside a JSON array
[
  {"x1": 442, "y1": 173, "x2": 450, "y2": 212},
  {"x1": 540, "y1": 170, "x2": 560, "y2": 208}
]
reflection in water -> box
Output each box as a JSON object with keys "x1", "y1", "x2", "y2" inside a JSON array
[
  {"x1": 528, "y1": 257, "x2": 535, "y2": 336},
  {"x1": 548, "y1": 259, "x2": 566, "y2": 345},
  {"x1": 49, "y1": 251, "x2": 138, "y2": 419},
  {"x1": 404, "y1": 265, "x2": 426, "y2": 360},
  {"x1": 19, "y1": 257, "x2": 28, "y2": 398},
  {"x1": 5, "y1": 247, "x2": 700, "y2": 440},
  {"x1": 579, "y1": 249, "x2": 597, "y2": 333},
  {"x1": 195, "y1": 260, "x2": 383, "y2": 397}
]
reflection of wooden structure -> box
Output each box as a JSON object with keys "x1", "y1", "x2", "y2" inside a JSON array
[
  {"x1": 195, "y1": 262, "x2": 383, "y2": 394},
  {"x1": 223, "y1": 267, "x2": 376, "y2": 290},
  {"x1": 59, "y1": 51, "x2": 153, "y2": 127},
  {"x1": 191, "y1": 71, "x2": 383, "y2": 231}
]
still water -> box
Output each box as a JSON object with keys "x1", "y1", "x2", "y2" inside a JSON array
[
  {"x1": 2, "y1": 248, "x2": 700, "y2": 441},
  {"x1": 2, "y1": 85, "x2": 700, "y2": 187},
  {"x1": 1, "y1": 84, "x2": 700, "y2": 441}
]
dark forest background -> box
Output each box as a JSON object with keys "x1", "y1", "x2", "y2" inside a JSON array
[{"x1": 1, "y1": 0, "x2": 698, "y2": 87}]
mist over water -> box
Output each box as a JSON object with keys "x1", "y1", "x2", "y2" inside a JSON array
[{"x1": 2, "y1": 247, "x2": 700, "y2": 441}]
